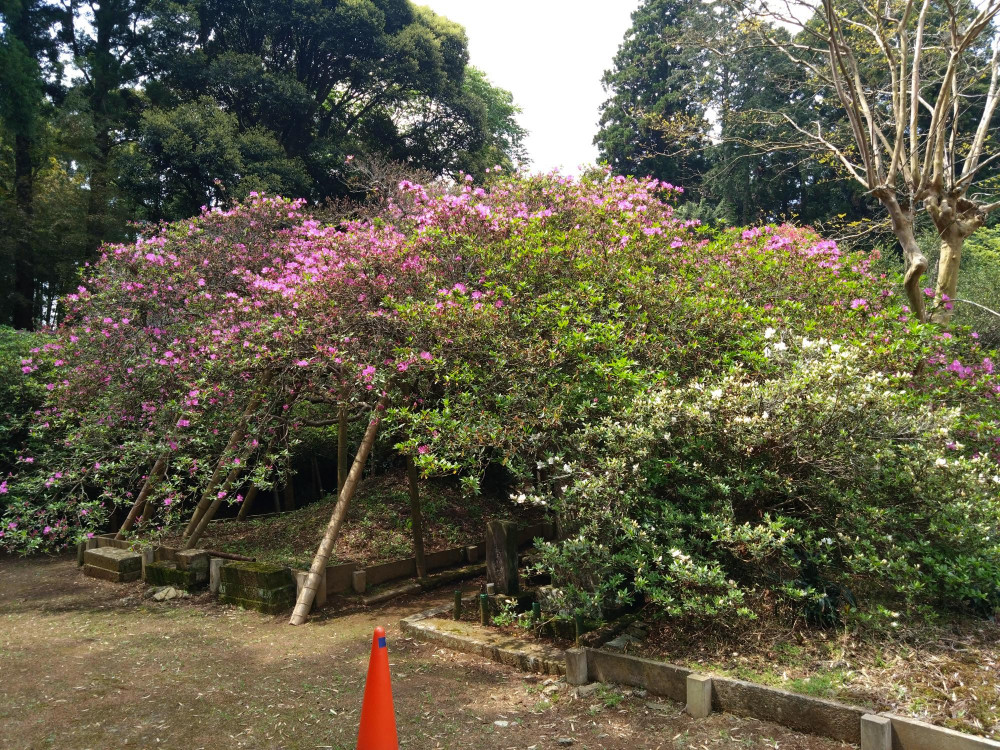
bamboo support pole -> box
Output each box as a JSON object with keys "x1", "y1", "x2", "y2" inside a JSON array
[
  {"x1": 235, "y1": 485, "x2": 259, "y2": 521},
  {"x1": 116, "y1": 455, "x2": 167, "y2": 539},
  {"x1": 183, "y1": 378, "x2": 270, "y2": 539},
  {"x1": 184, "y1": 427, "x2": 249, "y2": 539},
  {"x1": 289, "y1": 393, "x2": 390, "y2": 625},
  {"x1": 185, "y1": 464, "x2": 243, "y2": 549}
]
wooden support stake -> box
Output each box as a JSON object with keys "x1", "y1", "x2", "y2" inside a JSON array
[
  {"x1": 282, "y1": 479, "x2": 295, "y2": 512},
  {"x1": 311, "y1": 456, "x2": 323, "y2": 495},
  {"x1": 289, "y1": 393, "x2": 390, "y2": 625}
]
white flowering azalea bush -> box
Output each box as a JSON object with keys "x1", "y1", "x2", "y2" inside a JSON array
[{"x1": 533, "y1": 338, "x2": 1000, "y2": 623}]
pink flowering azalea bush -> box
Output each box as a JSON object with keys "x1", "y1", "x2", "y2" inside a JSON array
[{"x1": 2, "y1": 169, "x2": 999, "y2": 624}]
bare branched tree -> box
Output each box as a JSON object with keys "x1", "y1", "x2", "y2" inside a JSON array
[{"x1": 734, "y1": 0, "x2": 1000, "y2": 323}]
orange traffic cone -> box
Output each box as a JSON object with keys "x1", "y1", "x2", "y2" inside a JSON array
[{"x1": 356, "y1": 626, "x2": 399, "y2": 750}]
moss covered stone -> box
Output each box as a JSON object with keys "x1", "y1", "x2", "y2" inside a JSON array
[
  {"x1": 145, "y1": 561, "x2": 204, "y2": 589},
  {"x1": 218, "y1": 561, "x2": 296, "y2": 614},
  {"x1": 82, "y1": 547, "x2": 142, "y2": 582}
]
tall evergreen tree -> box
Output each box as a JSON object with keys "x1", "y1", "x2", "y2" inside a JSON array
[
  {"x1": 594, "y1": 0, "x2": 710, "y2": 190},
  {"x1": 0, "y1": 0, "x2": 65, "y2": 329}
]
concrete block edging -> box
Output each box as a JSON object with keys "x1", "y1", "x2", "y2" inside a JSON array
[
  {"x1": 400, "y1": 599, "x2": 1000, "y2": 750},
  {"x1": 399, "y1": 597, "x2": 566, "y2": 676}
]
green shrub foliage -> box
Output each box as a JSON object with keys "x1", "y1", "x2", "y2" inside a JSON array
[
  {"x1": 2, "y1": 171, "x2": 998, "y2": 623},
  {"x1": 533, "y1": 341, "x2": 1000, "y2": 621}
]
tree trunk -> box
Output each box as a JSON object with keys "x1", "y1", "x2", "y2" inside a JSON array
[
  {"x1": 185, "y1": 465, "x2": 243, "y2": 548},
  {"x1": 184, "y1": 441, "x2": 244, "y2": 539},
  {"x1": 931, "y1": 231, "x2": 965, "y2": 325},
  {"x1": 84, "y1": 2, "x2": 116, "y2": 255},
  {"x1": 116, "y1": 455, "x2": 167, "y2": 538},
  {"x1": 337, "y1": 402, "x2": 349, "y2": 496},
  {"x1": 233, "y1": 425, "x2": 282, "y2": 522},
  {"x1": 236, "y1": 485, "x2": 259, "y2": 521},
  {"x1": 289, "y1": 393, "x2": 390, "y2": 625},
  {"x1": 311, "y1": 456, "x2": 323, "y2": 495},
  {"x1": 12, "y1": 133, "x2": 35, "y2": 330},
  {"x1": 140, "y1": 495, "x2": 155, "y2": 528},
  {"x1": 879, "y1": 192, "x2": 928, "y2": 322},
  {"x1": 282, "y1": 479, "x2": 296, "y2": 512},
  {"x1": 406, "y1": 454, "x2": 426, "y2": 579}
]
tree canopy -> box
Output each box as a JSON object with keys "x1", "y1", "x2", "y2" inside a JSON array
[{"x1": 0, "y1": 0, "x2": 529, "y2": 330}]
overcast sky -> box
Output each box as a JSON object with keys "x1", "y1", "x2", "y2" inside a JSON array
[{"x1": 420, "y1": 1, "x2": 641, "y2": 174}]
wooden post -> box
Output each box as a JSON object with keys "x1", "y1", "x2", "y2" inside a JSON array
[
  {"x1": 236, "y1": 485, "x2": 259, "y2": 521},
  {"x1": 116, "y1": 455, "x2": 167, "y2": 539},
  {"x1": 453, "y1": 589, "x2": 462, "y2": 621},
  {"x1": 140, "y1": 546, "x2": 154, "y2": 581},
  {"x1": 289, "y1": 393, "x2": 390, "y2": 625},
  {"x1": 485, "y1": 520, "x2": 519, "y2": 595}
]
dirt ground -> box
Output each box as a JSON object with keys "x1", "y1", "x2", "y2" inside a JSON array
[
  {"x1": 158, "y1": 474, "x2": 543, "y2": 569},
  {"x1": 0, "y1": 556, "x2": 853, "y2": 750}
]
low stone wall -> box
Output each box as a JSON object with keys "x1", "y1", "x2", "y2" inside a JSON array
[
  {"x1": 91, "y1": 534, "x2": 135, "y2": 550},
  {"x1": 884, "y1": 714, "x2": 1000, "y2": 750},
  {"x1": 365, "y1": 558, "x2": 417, "y2": 588},
  {"x1": 325, "y1": 561, "x2": 357, "y2": 595},
  {"x1": 145, "y1": 549, "x2": 210, "y2": 589},
  {"x1": 318, "y1": 519, "x2": 556, "y2": 598},
  {"x1": 218, "y1": 561, "x2": 296, "y2": 614},
  {"x1": 400, "y1": 599, "x2": 565, "y2": 675},
  {"x1": 711, "y1": 675, "x2": 865, "y2": 744},
  {"x1": 401, "y1": 599, "x2": 1000, "y2": 750},
  {"x1": 585, "y1": 648, "x2": 690, "y2": 704},
  {"x1": 83, "y1": 519, "x2": 556, "y2": 614}
]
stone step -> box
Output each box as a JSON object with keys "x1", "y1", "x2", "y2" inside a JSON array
[{"x1": 83, "y1": 547, "x2": 142, "y2": 582}]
